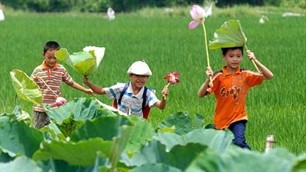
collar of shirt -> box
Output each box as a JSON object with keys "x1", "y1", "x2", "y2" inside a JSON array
[
  {"x1": 41, "y1": 60, "x2": 59, "y2": 69},
  {"x1": 222, "y1": 66, "x2": 241, "y2": 76},
  {"x1": 126, "y1": 82, "x2": 145, "y2": 99}
]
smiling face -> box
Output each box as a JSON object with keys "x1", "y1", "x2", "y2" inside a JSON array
[
  {"x1": 43, "y1": 49, "x2": 58, "y2": 68},
  {"x1": 129, "y1": 74, "x2": 149, "y2": 91},
  {"x1": 222, "y1": 48, "x2": 243, "y2": 72}
]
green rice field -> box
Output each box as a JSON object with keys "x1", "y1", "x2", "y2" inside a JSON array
[{"x1": 0, "y1": 7, "x2": 305, "y2": 154}]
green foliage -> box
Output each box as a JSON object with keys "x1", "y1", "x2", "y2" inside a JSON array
[
  {"x1": 1, "y1": 0, "x2": 306, "y2": 12},
  {"x1": 209, "y1": 19, "x2": 247, "y2": 49},
  {"x1": 0, "y1": 116, "x2": 43, "y2": 158},
  {"x1": 55, "y1": 47, "x2": 105, "y2": 76},
  {"x1": 0, "y1": 100, "x2": 306, "y2": 171},
  {"x1": 10, "y1": 69, "x2": 42, "y2": 105},
  {"x1": 79, "y1": 0, "x2": 110, "y2": 12},
  {"x1": 157, "y1": 112, "x2": 204, "y2": 135},
  {"x1": 265, "y1": 0, "x2": 282, "y2": 6},
  {"x1": 281, "y1": 0, "x2": 306, "y2": 8},
  {"x1": 0, "y1": 5, "x2": 306, "y2": 164}
]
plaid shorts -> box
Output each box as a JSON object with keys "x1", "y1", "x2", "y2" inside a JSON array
[{"x1": 33, "y1": 111, "x2": 50, "y2": 129}]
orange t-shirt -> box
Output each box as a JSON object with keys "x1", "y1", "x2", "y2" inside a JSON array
[{"x1": 207, "y1": 66, "x2": 264, "y2": 129}]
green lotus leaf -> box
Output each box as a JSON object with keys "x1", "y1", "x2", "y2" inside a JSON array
[
  {"x1": 10, "y1": 69, "x2": 42, "y2": 105},
  {"x1": 54, "y1": 48, "x2": 70, "y2": 61},
  {"x1": 209, "y1": 19, "x2": 247, "y2": 49},
  {"x1": 56, "y1": 46, "x2": 105, "y2": 76},
  {"x1": 69, "y1": 51, "x2": 95, "y2": 76},
  {"x1": 82, "y1": 46, "x2": 105, "y2": 75}
]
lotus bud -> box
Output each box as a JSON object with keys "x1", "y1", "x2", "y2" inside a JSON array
[{"x1": 55, "y1": 97, "x2": 67, "y2": 106}]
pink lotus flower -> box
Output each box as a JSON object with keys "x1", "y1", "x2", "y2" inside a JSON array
[
  {"x1": 188, "y1": 5, "x2": 208, "y2": 29},
  {"x1": 188, "y1": 4, "x2": 213, "y2": 87},
  {"x1": 55, "y1": 97, "x2": 67, "y2": 106},
  {"x1": 164, "y1": 72, "x2": 180, "y2": 87}
]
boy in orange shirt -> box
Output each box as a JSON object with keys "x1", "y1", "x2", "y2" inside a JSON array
[
  {"x1": 197, "y1": 47, "x2": 273, "y2": 149},
  {"x1": 31, "y1": 41, "x2": 93, "y2": 129}
]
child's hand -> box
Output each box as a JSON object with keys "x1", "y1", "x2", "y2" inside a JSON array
[
  {"x1": 247, "y1": 50, "x2": 256, "y2": 61},
  {"x1": 162, "y1": 86, "x2": 169, "y2": 100},
  {"x1": 85, "y1": 88, "x2": 94, "y2": 94},
  {"x1": 206, "y1": 67, "x2": 213, "y2": 79}
]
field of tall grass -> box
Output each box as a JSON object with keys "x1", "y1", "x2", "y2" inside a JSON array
[{"x1": 0, "y1": 6, "x2": 305, "y2": 154}]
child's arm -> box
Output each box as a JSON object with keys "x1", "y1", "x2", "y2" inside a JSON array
[
  {"x1": 247, "y1": 50, "x2": 274, "y2": 80},
  {"x1": 197, "y1": 67, "x2": 213, "y2": 97},
  {"x1": 83, "y1": 76, "x2": 106, "y2": 95},
  {"x1": 67, "y1": 81, "x2": 93, "y2": 94},
  {"x1": 154, "y1": 86, "x2": 168, "y2": 109}
]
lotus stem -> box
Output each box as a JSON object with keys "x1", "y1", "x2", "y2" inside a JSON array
[
  {"x1": 202, "y1": 22, "x2": 213, "y2": 87},
  {"x1": 202, "y1": 22, "x2": 210, "y2": 67},
  {"x1": 162, "y1": 83, "x2": 171, "y2": 100},
  {"x1": 165, "y1": 82, "x2": 171, "y2": 88},
  {"x1": 33, "y1": 75, "x2": 59, "y2": 97}
]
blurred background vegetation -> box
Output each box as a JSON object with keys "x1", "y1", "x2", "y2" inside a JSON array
[{"x1": 0, "y1": 0, "x2": 305, "y2": 13}]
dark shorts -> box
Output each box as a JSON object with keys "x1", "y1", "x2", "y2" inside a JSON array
[{"x1": 33, "y1": 111, "x2": 50, "y2": 129}]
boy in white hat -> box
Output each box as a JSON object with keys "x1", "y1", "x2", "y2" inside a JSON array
[{"x1": 83, "y1": 60, "x2": 168, "y2": 119}]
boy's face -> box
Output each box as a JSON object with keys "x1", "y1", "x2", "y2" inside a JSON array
[
  {"x1": 43, "y1": 49, "x2": 58, "y2": 68},
  {"x1": 222, "y1": 48, "x2": 243, "y2": 70},
  {"x1": 129, "y1": 74, "x2": 149, "y2": 90}
]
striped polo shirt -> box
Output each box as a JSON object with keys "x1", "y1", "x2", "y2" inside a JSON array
[
  {"x1": 207, "y1": 66, "x2": 264, "y2": 129},
  {"x1": 31, "y1": 61, "x2": 73, "y2": 112},
  {"x1": 105, "y1": 82, "x2": 158, "y2": 117}
]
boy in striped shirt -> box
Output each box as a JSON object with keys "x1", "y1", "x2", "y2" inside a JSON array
[
  {"x1": 31, "y1": 41, "x2": 93, "y2": 129},
  {"x1": 197, "y1": 47, "x2": 273, "y2": 149}
]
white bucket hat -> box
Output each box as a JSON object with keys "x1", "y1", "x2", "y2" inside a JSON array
[{"x1": 127, "y1": 61, "x2": 152, "y2": 76}]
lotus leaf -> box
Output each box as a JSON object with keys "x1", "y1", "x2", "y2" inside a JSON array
[
  {"x1": 54, "y1": 48, "x2": 69, "y2": 61},
  {"x1": 55, "y1": 46, "x2": 105, "y2": 76},
  {"x1": 209, "y1": 19, "x2": 247, "y2": 49},
  {"x1": 10, "y1": 69, "x2": 42, "y2": 105}
]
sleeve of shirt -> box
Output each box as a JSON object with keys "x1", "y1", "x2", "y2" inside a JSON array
[
  {"x1": 62, "y1": 68, "x2": 73, "y2": 84},
  {"x1": 147, "y1": 89, "x2": 159, "y2": 107},
  {"x1": 246, "y1": 71, "x2": 264, "y2": 87},
  {"x1": 105, "y1": 82, "x2": 125, "y2": 100}
]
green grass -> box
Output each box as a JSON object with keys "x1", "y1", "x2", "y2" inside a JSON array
[{"x1": 0, "y1": 6, "x2": 305, "y2": 154}]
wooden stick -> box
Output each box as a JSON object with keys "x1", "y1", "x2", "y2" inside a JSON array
[
  {"x1": 33, "y1": 75, "x2": 59, "y2": 97},
  {"x1": 245, "y1": 45, "x2": 260, "y2": 72},
  {"x1": 163, "y1": 83, "x2": 171, "y2": 100}
]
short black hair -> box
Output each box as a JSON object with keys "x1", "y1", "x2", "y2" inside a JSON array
[
  {"x1": 43, "y1": 41, "x2": 60, "y2": 54},
  {"x1": 221, "y1": 46, "x2": 243, "y2": 56}
]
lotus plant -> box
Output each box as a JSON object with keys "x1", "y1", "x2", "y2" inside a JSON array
[
  {"x1": 188, "y1": 4, "x2": 213, "y2": 86},
  {"x1": 163, "y1": 72, "x2": 180, "y2": 100},
  {"x1": 55, "y1": 46, "x2": 105, "y2": 76}
]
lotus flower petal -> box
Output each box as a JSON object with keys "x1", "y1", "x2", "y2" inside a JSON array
[
  {"x1": 55, "y1": 97, "x2": 67, "y2": 106},
  {"x1": 190, "y1": 5, "x2": 206, "y2": 21},
  {"x1": 188, "y1": 21, "x2": 201, "y2": 29},
  {"x1": 164, "y1": 72, "x2": 180, "y2": 84}
]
